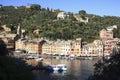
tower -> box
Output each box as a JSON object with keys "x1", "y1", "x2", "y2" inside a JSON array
[{"x1": 17, "y1": 24, "x2": 21, "y2": 38}]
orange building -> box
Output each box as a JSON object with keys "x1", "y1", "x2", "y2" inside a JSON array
[
  {"x1": 16, "y1": 39, "x2": 43, "y2": 54},
  {"x1": 70, "y1": 38, "x2": 82, "y2": 56}
]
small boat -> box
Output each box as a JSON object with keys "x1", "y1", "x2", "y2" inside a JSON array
[
  {"x1": 52, "y1": 64, "x2": 67, "y2": 71},
  {"x1": 35, "y1": 57, "x2": 43, "y2": 62}
]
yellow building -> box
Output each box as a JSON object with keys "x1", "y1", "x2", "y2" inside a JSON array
[
  {"x1": 70, "y1": 38, "x2": 82, "y2": 56},
  {"x1": 93, "y1": 40, "x2": 103, "y2": 56},
  {"x1": 42, "y1": 42, "x2": 50, "y2": 54},
  {"x1": 42, "y1": 40, "x2": 62, "y2": 55},
  {"x1": 15, "y1": 39, "x2": 27, "y2": 50},
  {"x1": 0, "y1": 33, "x2": 17, "y2": 50},
  {"x1": 16, "y1": 39, "x2": 43, "y2": 54}
]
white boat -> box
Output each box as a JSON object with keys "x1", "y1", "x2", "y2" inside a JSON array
[
  {"x1": 69, "y1": 54, "x2": 76, "y2": 60},
  {"x1": 52, "y1": 64, "x2": 67, "y2": 71},
  {"x1": 35, "y1": 57, "x2": 43, "y2": 62}
]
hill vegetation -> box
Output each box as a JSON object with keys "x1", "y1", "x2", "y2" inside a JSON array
[{"x1": 0, "y1": 4, "x2": 120, "y2": 42}]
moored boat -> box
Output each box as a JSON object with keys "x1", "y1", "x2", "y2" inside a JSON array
[{"x1": 52, "y1": 64, "x2": 67, "y2": 71}]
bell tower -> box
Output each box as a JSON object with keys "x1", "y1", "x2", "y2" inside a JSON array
[{"x1": 17, "y1": 24, "x2": 21, "y2": 38}]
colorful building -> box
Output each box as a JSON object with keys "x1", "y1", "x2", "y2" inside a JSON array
[
  {"x1": 15, "y1": 39, "x2": 43, "y2": 54},
  {"x1": 100, "y1": 29, "x2": 113, "y2": 42},
  {"x1": 70, "y1": 38, "x2": 82, "y2": 56},
  {"x1": 93, "y1": 40, "x2": 104, "y2": 56},
  {"x1": 0, "y1": 33, "x2": 17, "y2": 50}
]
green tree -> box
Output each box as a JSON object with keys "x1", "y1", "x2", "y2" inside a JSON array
[
  {"x1": 0, "y1": 39, "x2": 8, "y2": 56},
  {"x1": 31, "y1": 4, "x2": 41, "y2": 10},
  {"x1": 88, "y1": 47, "x2": 120, "y2": 80},
  {"x1": 79, "y1": 10, "x2": 86, "y2": 15},
  {"x1": 0, "y1": 5, "x2": 120, "y2": 42},
  {"x1": 0, "y1": 56, "x2": 34, "y2": 80}
]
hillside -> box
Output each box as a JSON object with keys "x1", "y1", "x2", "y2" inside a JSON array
[{"x1": 0, "y1": 4, "x2": 120, "y2": 42}]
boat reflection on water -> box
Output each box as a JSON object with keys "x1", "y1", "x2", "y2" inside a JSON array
[
  {"x1": 33, "y1": 59, "x2": 97, "y2": 80},
  {"x1": 52, "y1": 70, "x2": 67, "y2": 76}
]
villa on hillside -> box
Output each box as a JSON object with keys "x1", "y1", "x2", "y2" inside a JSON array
[{"x1": 57, "y1": 12, "x2": 69, "y2": 19}]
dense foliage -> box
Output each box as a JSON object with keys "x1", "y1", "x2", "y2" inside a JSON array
[
  {"x1": 0, "y1": 4, "x2": 120, "y2": 42},
  {"x1": 0, "y1": 39, "x2": 8, "y2": 56},
  {"x1": 0, "y1": 39, "x2": 34, "y2": 80},
  {"x1": 88, "y1": 48, "x2": 120, "y2": 80},
  {"x1": 0, "y1": 56, "x2": 34, "y2": 80}
]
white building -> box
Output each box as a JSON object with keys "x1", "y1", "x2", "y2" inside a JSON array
[
  {"x1": 82, "y1": 43, "x2": 94, "y2": 56},
  {"x1": 57, "y1": 12, "x2": 69, "y2": 19},
  {"x1": 60, "y1": 40, "x2": 72, "y2": 55}
]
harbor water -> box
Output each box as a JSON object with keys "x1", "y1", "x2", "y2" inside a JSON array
[{"x1": 33, "y1": 59, "x2": 97, "y2": 80}]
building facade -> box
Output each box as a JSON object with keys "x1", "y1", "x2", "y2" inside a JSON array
[
  {"x1": 16, "y1": 39, "x2": 43, "y2": 54},
  {"x1": 57, "y1": 12, "x2": 69, "y2": 19}
]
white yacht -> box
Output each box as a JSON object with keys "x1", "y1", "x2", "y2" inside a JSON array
[{"x1": 52, "y1": 64, "x2": 67, "y2": 71}]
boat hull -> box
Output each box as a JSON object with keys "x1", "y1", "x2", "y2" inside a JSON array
[{"x1": 52, "y1": 64, "x2": 67, "y2": 71}]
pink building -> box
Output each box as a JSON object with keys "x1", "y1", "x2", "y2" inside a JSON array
[
  {"x1": 100, "y1": 29, "x2": 113, "y2": 41},
  {"x1": 100, "y1": 28, "x2": 119, "y2": 55},
  {"x1": 70, "y1": 38, "x2": 82, "y2": 56}
]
